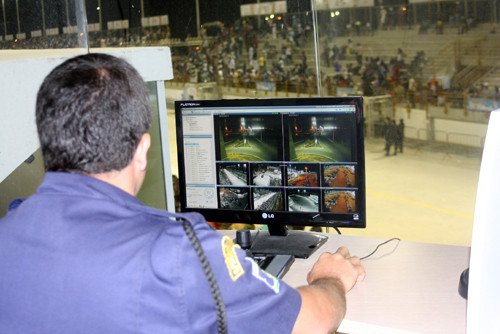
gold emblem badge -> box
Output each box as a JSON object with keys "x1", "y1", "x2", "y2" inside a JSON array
[{"x1": 221, "y1": 236, "x2": 244, "y2": 281}]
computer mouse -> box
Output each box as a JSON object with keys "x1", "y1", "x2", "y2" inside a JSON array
[{"x1": 458, "y1": 268, "x2": 469, "y2": 299}]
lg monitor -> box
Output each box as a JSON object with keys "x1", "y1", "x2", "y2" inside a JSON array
[{"x1": 175, "y1": 97, "x2": 366, "y2": 258}]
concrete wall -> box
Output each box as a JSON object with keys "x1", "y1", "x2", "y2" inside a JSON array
[{"x1": 395, "y1": 106, "x2": 488, "y2": 146}]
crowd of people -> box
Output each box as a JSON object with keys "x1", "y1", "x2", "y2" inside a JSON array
[
  {"x1": 2, "y1": 12, "x2": 497, "y2": 106},
  {"x1": 169, "y1": 19, "x2": 499, "y2": 108},
  {"x1": 174, "y1": 27, "x2": 443, "y2": 111},
  {"x1": 171, "y1": 18, "x2": 323, "y2": 93},
  {"x1": 0, "y1": 13, "x2": 440, "y2": 103}
]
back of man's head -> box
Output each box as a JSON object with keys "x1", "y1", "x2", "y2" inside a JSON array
[{"x1": 36, "y1": 53, "x2": 152, "y2": 174}]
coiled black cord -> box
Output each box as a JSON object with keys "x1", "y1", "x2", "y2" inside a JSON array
[{"x1": 182, "y1": 218, "x2": 228, "y2": 334}]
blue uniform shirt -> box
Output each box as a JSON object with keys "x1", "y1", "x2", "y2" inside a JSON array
[{"x1": 0, "y1": 172, "x2": 301, "y2": 333}]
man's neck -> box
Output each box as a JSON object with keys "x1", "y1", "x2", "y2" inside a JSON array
[{"x1": 90, "y1": 166, "x2": 137, "y2": 196}]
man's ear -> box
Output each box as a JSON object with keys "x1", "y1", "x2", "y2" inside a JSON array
[{"x1": 133, "y1": 133, "x2": 151, "y2": 171}]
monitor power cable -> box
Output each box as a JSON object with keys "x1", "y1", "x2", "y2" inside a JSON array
[
  {"x1": 326, "y1": 226, "x2": 342, "y2": 235},
  {"x1": 360, "y1": 238, "x2": 401, "y2": 260}
]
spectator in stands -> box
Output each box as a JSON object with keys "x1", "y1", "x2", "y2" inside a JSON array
[
  {"x1": 355, "y1": 21, "x2": 362, "y2": 36},
  {"x1": 380, "y1": 7, "x2": 387, "y2": 30},
  {"x1": 429, "y1": 75, "x2": 438, "y2": 104},
  {"x1": 396, "y1": 48, "x2": 405, "y2": 64},
  {"x1": 334, "y1": 62, "x2": 342, "y2": 73},
  {"x1": 324, "y1": 43, "x2": 330, "y2": 67},
  {"x1": 355, "y1": 43, "x2": 363, "y2": 65},
  {"x1": 366, "y1": 21, "x2": 374, "y2": 36},
  {"x1": 436, "y1": 17, "x2": 444, "y2": 34},
  {"x1": 408, "y1": 77, "x2": 417, "y2": 107},
  {"x1": 286, "y1": 45, "x2": 293, "y2": 65},
  {"x1": 332, "y1": 44, "x2": 340, "y2": 62}
]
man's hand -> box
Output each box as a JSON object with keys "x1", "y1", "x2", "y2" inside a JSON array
[
  {"x1": 293, "y1": 247, "x2": 366, "y2": 334},
  {"x1": 307, "y1": 247, "x2": 366, "y2": 292}
]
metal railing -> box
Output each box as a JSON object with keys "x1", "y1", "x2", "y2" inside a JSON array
[{"x1": 401, "y1": 126, "x2": 484, "y2": 160}]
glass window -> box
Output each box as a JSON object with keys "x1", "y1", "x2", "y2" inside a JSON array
[{"x1": 1, "y1": 0, "x2": 498, "y2": 246}]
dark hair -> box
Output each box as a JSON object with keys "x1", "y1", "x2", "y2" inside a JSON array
[{"x1": 36, "y1": 53, "x2": 152, "y2": 173}]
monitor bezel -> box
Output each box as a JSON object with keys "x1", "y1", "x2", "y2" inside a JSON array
[{"x1": 174, "y1": 97, "x2": 366, "y2": 230}]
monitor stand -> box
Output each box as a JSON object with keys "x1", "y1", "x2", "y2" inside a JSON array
[{"x1": 246, "y1": 224, "x2": 328, "y2": 259}]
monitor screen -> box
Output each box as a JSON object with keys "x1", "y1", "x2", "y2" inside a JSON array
[{"x1": 175, "y1": 97, "x2": 366, "y2": 258}]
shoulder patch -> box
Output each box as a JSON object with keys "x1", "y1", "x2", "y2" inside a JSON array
[
  {"x1": 221, "y1": 236, "x2": 245, "y2": 281},
  {"x1": 245, "y1": 258, "x2": 280, "y2": 294}
]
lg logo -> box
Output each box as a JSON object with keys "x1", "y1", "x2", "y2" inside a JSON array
[{"x1": 262, "y1": 213, "x2": 275, "y2": 219}]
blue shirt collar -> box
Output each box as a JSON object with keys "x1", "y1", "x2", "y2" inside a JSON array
[{"x1": 38, "y1": 171, "x2": 144, "y2": 208}]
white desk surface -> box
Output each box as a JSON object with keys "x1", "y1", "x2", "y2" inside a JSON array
[{"x1": 223, "y1": 231, "x2": 469, "y2": 334}]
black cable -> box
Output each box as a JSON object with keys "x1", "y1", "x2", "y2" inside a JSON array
[
  {"x1": 254, "y1": 228, "x2": 261, "y2": 241},
  {"x1": 326, "y1": 225, "x2": 342, "y2": 235},
  {"x1": 360, "y1": 238, "x2": 401, "y2": 260},
  {"x1": 181, "y1": 219, "x2": 228, "y2": 334}
]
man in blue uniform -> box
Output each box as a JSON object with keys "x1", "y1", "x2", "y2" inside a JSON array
[{"x1": 0, "y1": 54, "x2": 365, "y2": 334}]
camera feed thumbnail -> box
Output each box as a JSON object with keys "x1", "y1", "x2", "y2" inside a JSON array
[
  {"x1": 217, "y1": 163, "x2": 248, "y2": 186},
  {"x1": 287, "y1": 188, "x2": 320, "y2": 212},
  {"x1": 251, "y1": 163, "x2": 283, "y2": 187},
  {"x1": 288, "y1": 114, "x2": 353, "y2": 162},
  {"x1": 253, "y1": 188, "x2": 284, "y2": 211},
  {"x1": 215, "y1": 114, "x2": 283, "y2": 162},
  {"x1": 287, "y1": 164, "x2": 319, "y2": 187},
  {"x1": 323, "y1": 190, "x2": 356, "y2": 213},
  {"x1": 219, "y1": 187, "x2": 250, "y2": 210},
  {"x1": 323, "y1": 164, "x2": 356, "y2": 188}
]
